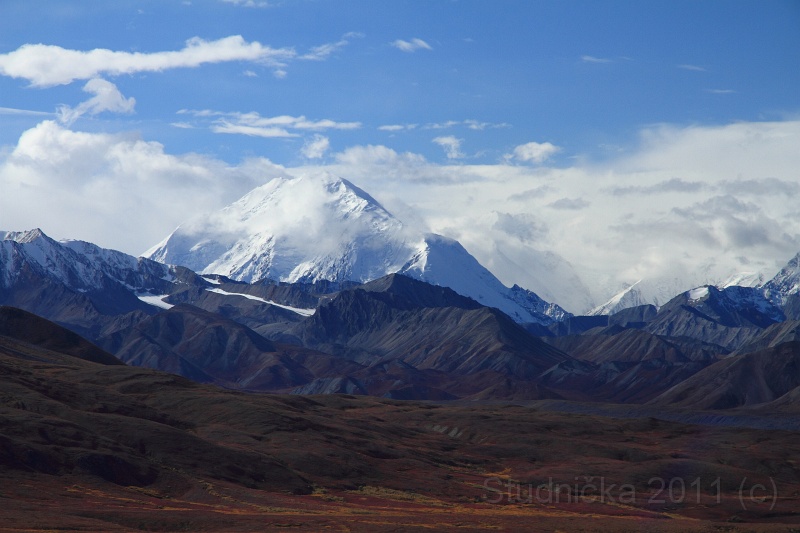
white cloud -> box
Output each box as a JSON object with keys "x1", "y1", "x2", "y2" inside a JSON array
[
  {"x1": 334, "y1": 144, "x2": 426, "y2": 169},
  {"x1": 464, "y1": 119, "x2": 509, "y2": 130},
  {"x1": 316, "y1": 120, "x2": 800, "y2": 310},
  {"x1": 211, "y1": 121, "x2": 298, "y2": 138},
  {"x1": 0, "y1": 33, "x2": 359, "y2": 88},
  {"x1": 0, "y1": 36, "x2": 296, "y2": 87},
  {"x1": 581, "y1": 55, "x2": 612, "y2": 64},
  {"x1": 508, "y1": 141, "x2": 560, "y2": 164},
  {"x1": 56, "y1": 78, "x2": 135, "y2": 125},
  {"x1": 301, "y1": 32, "x2": 363, "y2": 61},
  {"x1": 301, "y1": 134, "x2": 330, "y2": 159},
  {"x1": 391, "y1": 38, "x2": 433, "y2": 53},
  {"x1": 378, "y1": 124, "x2": 416, "y2": 132},
  {"x1": 0, "y1": 120, "x2": 284, "y2": 254},
  {"x1": 678, "y1": 64, "x2": 706, "y2": 72},
  {"x1": 707, "y1": 88, "x2": 736, "y2": 94},
  {"x1": 0, "y1": 106, "x2": 53, "y2": 117},
  {"x1": 432, "y1": 136, "x2": 464, "y2": 159},
  {"x1": 182, "y1": 110, "x2": 361, "y2": 138},
  {"x1": 423, "y1": 119, "x2": 508, "y2": 130},
  {"x1": 221, "y1": 0, "x2": 271, "y2": 7}
]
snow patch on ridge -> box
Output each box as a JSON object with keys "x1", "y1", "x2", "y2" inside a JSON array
[
  {"x1": 137, "y1": 293, "x2": 174, "y2": 310},
  {"x1": 206, "y1": 287, "x2": 316, "y2": 317},
  {"x1": 687, "y1": 286, "x2": 710, "y2": 301}
]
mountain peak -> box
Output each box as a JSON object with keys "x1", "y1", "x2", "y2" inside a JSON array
[
  {"x1": 144, "y1": 172, "x2": 409, "y2": 285},
  {"x1": 359, "y1": 273, "x2": 483, "y2": 311},
  {"x1": 143, "y1": 175, "x2": 565, "y2": 324},
  {"x1": 2, "y1": 228, "x2": 49, "y2": 244},
  {"x1": 762, "y1": 251, "x2": 800, "y2": 307}
]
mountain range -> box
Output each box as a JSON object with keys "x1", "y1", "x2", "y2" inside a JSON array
[{"x1": 3, "y1": 217, "x2": 800, "y2": 407}]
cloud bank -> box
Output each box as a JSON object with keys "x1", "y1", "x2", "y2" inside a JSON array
[{"x1": 2, "y1": 118, "x2": 800, "y2": 312}]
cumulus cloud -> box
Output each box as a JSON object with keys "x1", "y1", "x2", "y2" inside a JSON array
[
  {"x1": 56, "y1": 78, "x2": 135, "y2": 125},
  {"x1": 432, "y1": 136, "x2": 464, "y2": 159},
  {"x1": 334, "y1": 144, "x2": 426, "y2": 169},
  {"x1": 0, "y1": 120, "x2": 283, "y2": 254},
  {"x1": 391, "y1": 38, "x2": 432, "y2": 52},
  {"x1": 301, "y1": 134, "x2": 330, "y2": 159},
  {"x1": 611, "y1": 195, "x2": 798, "y2": 258},
  {"x1": 508, "y1": 141, "x2": 560, "y2": 164}
]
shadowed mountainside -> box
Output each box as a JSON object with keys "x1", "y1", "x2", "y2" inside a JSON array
[{"x1": 650, "y1": 341, "x2": 800, "y2": 409}]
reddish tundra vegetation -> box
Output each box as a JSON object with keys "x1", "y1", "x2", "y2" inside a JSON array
[{"x1": 1, "y1": 314, "x2": 799, "y2": 532}]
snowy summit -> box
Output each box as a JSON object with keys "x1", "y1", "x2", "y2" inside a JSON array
[{"x1": 145, "y1": 172, "x2": 568, "y2": 324}]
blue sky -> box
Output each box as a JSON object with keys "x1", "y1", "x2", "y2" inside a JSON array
[
  {"x1": 1, "y1": 0, "x2": 799, "y2": 311},
  {"x1": 2, "y1": 0, "x2": 797, "y2": 163}
]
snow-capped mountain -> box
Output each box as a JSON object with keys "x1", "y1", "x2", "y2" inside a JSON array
[
  {"x1": 144, "y1": 172, "x2": 568, "y2": 324},
  {"x1": 589, "y1": 277, "x2": 697, "y2": 316},
  {"x1": 145, "y1": 173, "x2": 411, "y2": 284},
  {"x1": 719, "y1": 271, "x2": 767, "y2": 289},
  {"x1": 630, "y1": 283, "x2": 785, "y2": 353},
  {"x1": 588, "y1": 267, "x2": 774, "y2": 317},
  {"x1": 689, "y1": 285, "x2": 785, "y2": 325},
  {"x1": 1, "y1": 228, "x2": 175, "y2": 294},
  {"x1": 0, "y1": 228, "x2": 192, "y2": 338},
  {"x1": 398, "y1": 234, "x2": 569, "y2": 323},
  {"x1": 762, "y1": 252, "x2": 800, "y2": 307}
]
